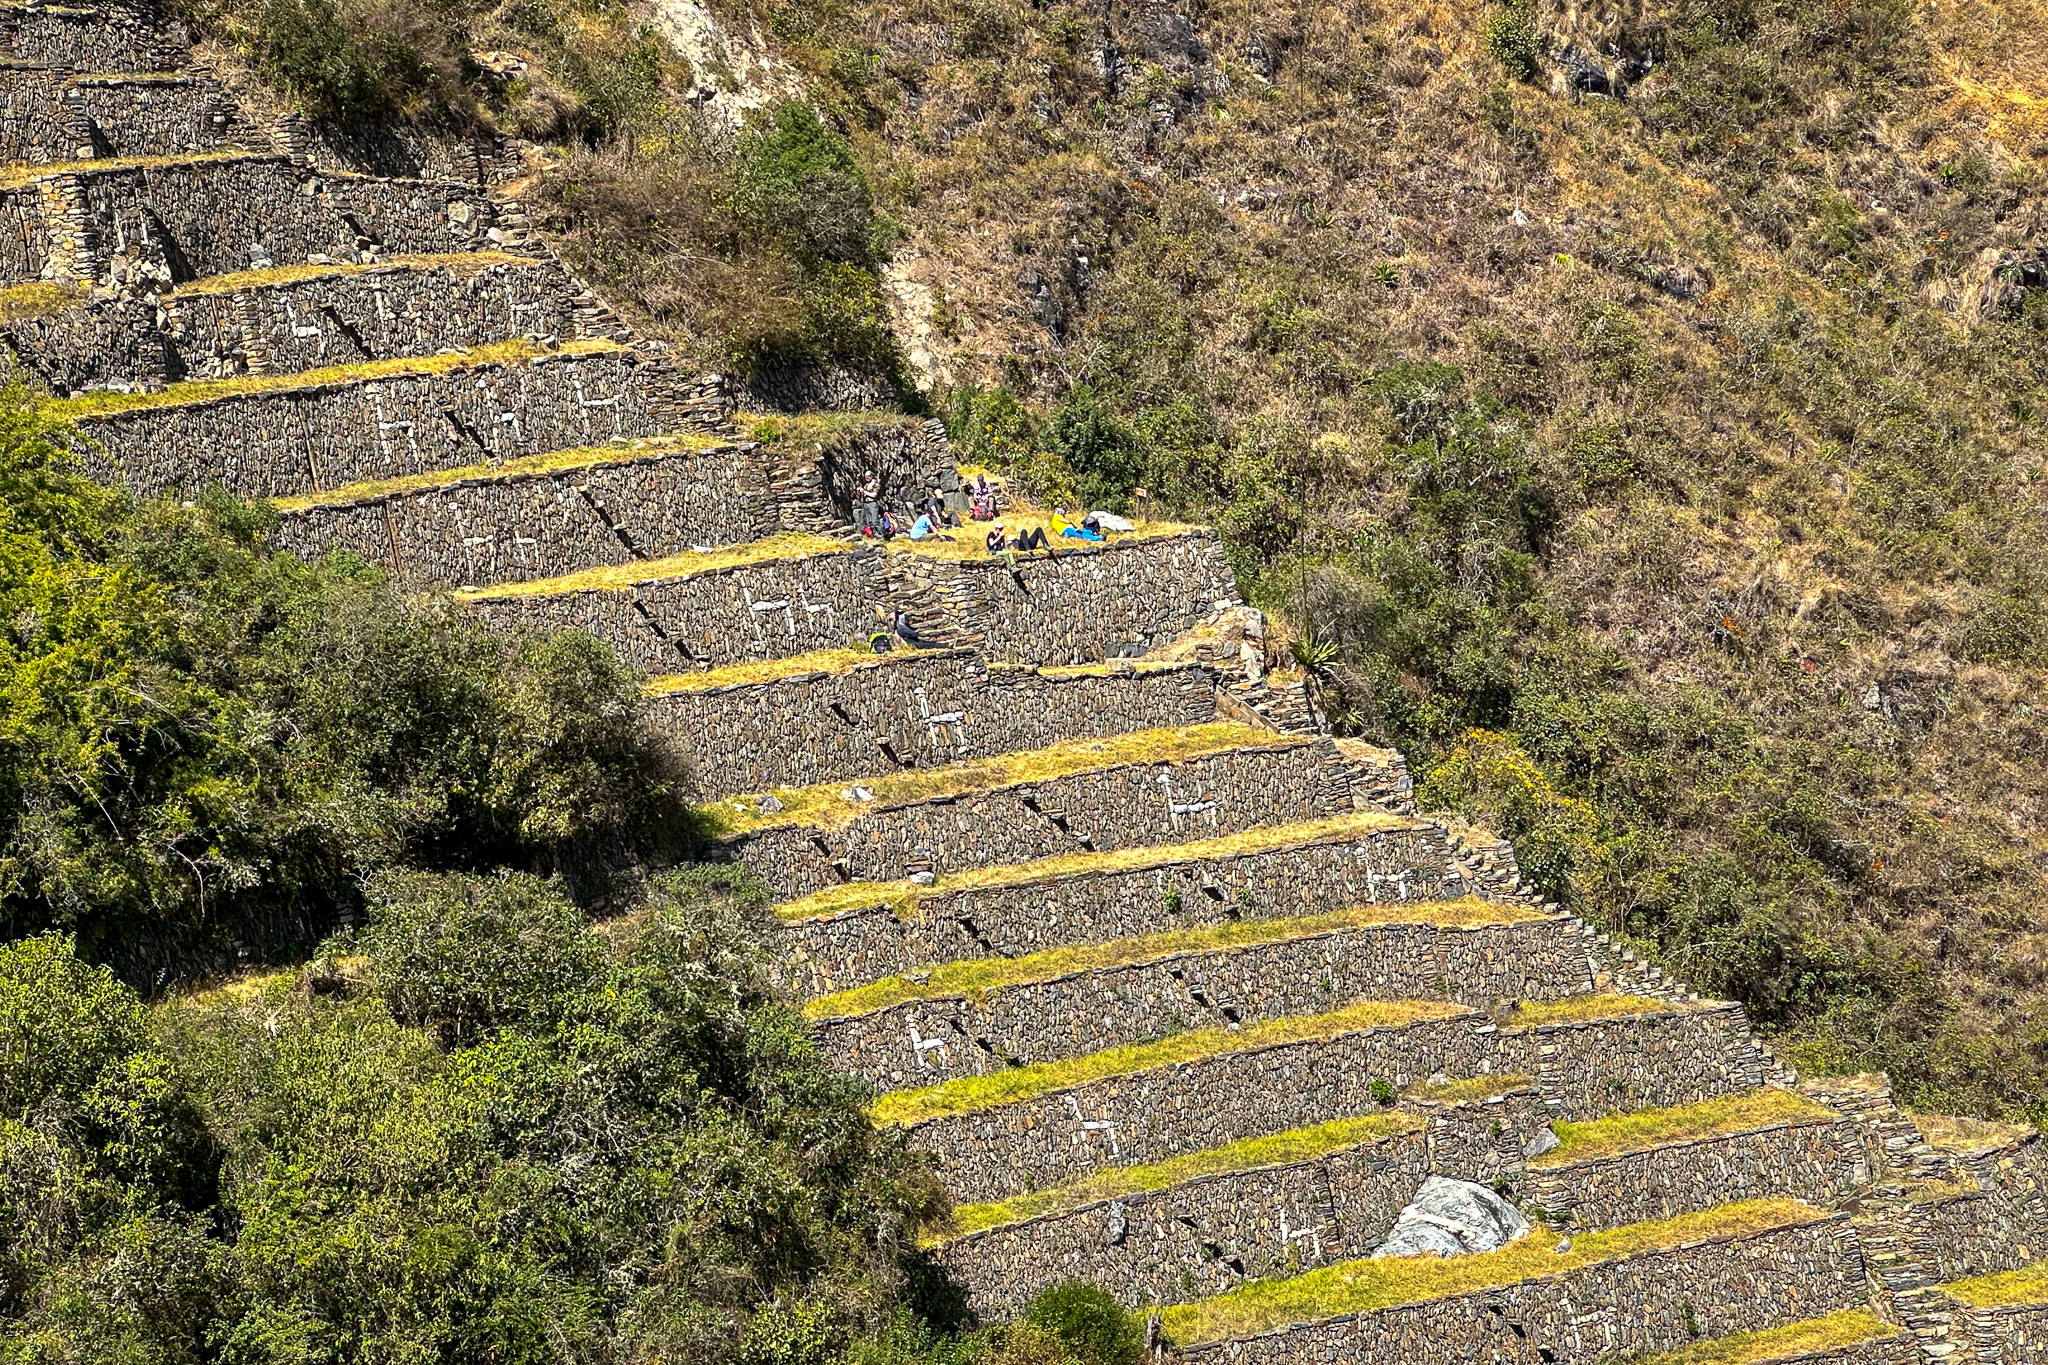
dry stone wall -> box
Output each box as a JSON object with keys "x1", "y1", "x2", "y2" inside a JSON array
[
  {"x1": 470, "y1": 547, "x2": 882, "y2": 672},
  {"x1": 942, "y1": 1127, "x2": 1432, "y2": 1317},
  {"x1": 1897, "y1": 1138, "x2": 2048, "y2": 1281},
  {"x1": 273, "y1": 442, "x2": 761, "y2": 587},
  {"x1": 1416, "y1": 1084, "x2": 1552, "y2": 1180},
  {"x1": 0, "y1": 4, "x2": 189, "y2": 70},
  {"x1": 1964, "y1": 1302, "x2": 2048, "y2": 1365},
  {"x1": 888, "y1": 531, "x2": 1240, "y2": 665},
  {"x1": 80, "y1": 347, "x2": 685, "y2": 499},
  {"x1": 1524, "y1": 1116, "x2": 1869, "y2": 1230},
  {"x1": 0, "y1": 69, "x2": 235, "y2": 164},
  {"x1": 774, "y1": 822, "x2": 1502, "y2": 999},
  {"x1": 728, "y1": 738, "x2": 1341, "y2": 901},
  {"x1": 165, "y1": 258, "x2": 595, "y2": 379},
  {"x1": 1173, "y1": 1215, "x2": 1870, "y2": 1365},
  {"x1": 653, "y1": 655, "x2": 1218, "y2": 799},
  {"x1": 816, "y1": 914, "x2": 1590, "y2": 1089},
  {"x1": 906, "y1": 1008, "x2": 1772, "y2": 1204},
  {"x1": 904, "y1": 1013, "x2": 1484, "y2": 1204}
]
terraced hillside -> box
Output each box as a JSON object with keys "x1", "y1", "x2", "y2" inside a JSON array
[{"x1": 18, "y1": 2, "x2": 2048, "y2": 1359}]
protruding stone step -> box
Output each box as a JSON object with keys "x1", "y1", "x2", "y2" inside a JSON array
[
  {"x1": 771, "y1": 811, "x2": 1521, "y2": 1000},
  {"x1": 650, "y1": 650, "x2": 1221, "y2": 799},
  {"x1": 64, "y1": 341, "x2": 703, "y2": 500},
  {"x1": 1159, "y1": 1201, "x2": 1868, "y2": 1365},
  {"x1": 809, "y1": 899, "x2": 1583, "y2": 1089},
  {"x1": 1521, "y1": 1088, "x2": 1869, "y2": 1230},
  {"x1": 705, "y1": 723, "x2": 1345, "y2": 901},
  {"x1": 936, "y1": 1113, "x2": 1429, "y2": 1317}
]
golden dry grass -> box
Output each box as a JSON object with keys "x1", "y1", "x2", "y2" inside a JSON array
[
  {"x1": 1534, "y1": 1089, "x2": 1837, "y2": 1168},
  {"x1": 771, "y1": 808, "x2": 1415, "y2": 923},
  {"x1": 456, "y1": 532, "x2": 846, "y2": 601},
  {"x1": 47, "y1": 339, "x2": 614, "y2": 418},
  {"x1": 702, "y1": 721, "x2": 1285, "y2": 838},
  {"x1": 274, "y1": 433, "x2": 725, "y2": 512},
  {"x1": 1944, "y1": 1261, "x2": 2048, "y2": 1308},
  {"x1": 1910, "y1": 1110, "x2": 2038, "y2": 1153},
  {"x1": 1630, "y1": 1310, "x2": 1900, "y2": 1365},
  {"x1": 938, "y1": 1113, "x2": 1418, "y2": 1242},
  {"x1": 806, "y1": 898, "x2": 1548, "y2": 1020},
  {"x1": 1504, "y1": 994, "x2": 1681, "y2": 1026},
  {"x1": 882, "y1": 511, "x2": 1198, "y2": 562},
  {"x1": 0, "y1": 148, "x2": 253, "y2": 190},
  {"x1": 643, "y1": 646, "x2": 888, "y2": 694},
  {"x1": 1157, "y1": 1200, "x2": 1826, "y2": 1344},
  {"x1": 0, "y1": 279, "x2": 87, "y2": 322},
  {"x1": 871, "y1": 998, "x2": 1471, "y2": 1126},
  {"x1": 167, "y1": 251, "x2": 542, "y2": 298},
  {"x1": 1402, "y1": 1073, "x2": 1534, "y2": 1105}
]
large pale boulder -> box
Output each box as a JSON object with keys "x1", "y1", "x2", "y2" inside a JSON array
[{"x1": 1372, "y1": 1176, "x2": 1531, "y2": 1259}]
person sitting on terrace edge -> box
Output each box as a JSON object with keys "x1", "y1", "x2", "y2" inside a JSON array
[
  {"x1": 1052, "y1": 506, "x2": 1103, "y2": 541},
  {"x1": 909, "y1": 509, "x2": 953, "y2": 541}
]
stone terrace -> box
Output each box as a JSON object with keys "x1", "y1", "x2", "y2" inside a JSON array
[{"x1": 28, "y1": 7, "x2": 2047, "y2": 1362}]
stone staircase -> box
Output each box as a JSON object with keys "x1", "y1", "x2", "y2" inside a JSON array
[{"x1": 20, "y1": 5, "x2": 2048, "y2": 1361}]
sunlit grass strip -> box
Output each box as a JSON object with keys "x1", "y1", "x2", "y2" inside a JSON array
[
  {"x1": 882, "y1": 512, "x2": 1200, "y2": 562},
  {"x1": 0, "y1": 279, "x2": 87, "y2": 321},
  {"x1": 457, "y1": 531, "x2": 846, "y2": 601},
  {"x1": 703, "y1": 722, "x2": 1286, "y2": 838},
  {"x1": 740, "y1": 408, "x2": 921, "y2": 443},
  {"x1": 1403, "y1": 1073, "x2": 1534, "y2": 1105},
  {"x1": 1631, "y1": 1309, "x2": 1899, "y2": 1365},
  {"x1": 168, "y1": 251, "x2": 541, "y2": 297},
  {"x1": 1534, "y1": 1089, "x2": 1837, "y2": 1168},
  {"x1": 47, "y1": 339, "x2": 614, "y2": 418},
  {"x1": 1158, "y1": 1198, "x2": 1825, "y2": 1345},
  {"x1": 1032, "y1": 658, "x2": 1195, "y2": 678},
  {"x1": 0, "y1": 147, "x2": 254, "y2": 190},
  {"x1": 645, "y1": 646, "x2": 890, "y2": 694},
  {"x1": 1944, "y1": 1261, "x2": 2048, "y2": 1308},
  {"x1": 807, "y1": 898, "x2": 1547, "y2": 1021},
  {"x1": 939, "y1": 1113, "x2": 1419, "y2": 1243},
  {"x1": 1505, "y1": 993, "x2": 1677, "y2": 1026},
  {"x1": 1910, "y1": 1110, "x2": 2037, "y2": 1153},
  {"x1": 773, "y1": 809, "x2": 1414, "y2": 924},
  {"x1": 871, "y1": 998, "x2": 1470, "y2": 1127},
  {"x1": 274, "y1": 433, "x2": 725, "y2": 512}
]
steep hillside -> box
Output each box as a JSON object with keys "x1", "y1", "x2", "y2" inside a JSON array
[{"x1": 606, "y1": 0, "x2": 2048, "y2": 1115}]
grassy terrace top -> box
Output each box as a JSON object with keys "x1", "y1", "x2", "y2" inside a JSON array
[
  {"x1": 0, "y1": 279, "x2": 87, "y2": 322},
  {"x1": 0, "y1": 148, "x2": 256, "y2": 191},
  {"x1": 1402, "y1": 1073, "x2": 1534, "y2": 1105},
  {"x1": 881, "y1": 511, "x2": 1200, "y2": 563},
  {"x1": 807, "y1": 897, "x2": 1548, "y2": 1020},
  {"x1": 772, "y1": 808, "x2": 1415, "y2": 923},
  {"x1": 168, "y1": 251, "x2": 544, "y2": 298},
  {"x1": 1911, "y1": 1110, "x2": 2038, "y2": 1153},
  {"x1": 1533, "y1": 1088, "x2": 1837, "y2": 1168},
  {"x1": 940, "y1": 1113, "x2": 1419, "y2": 1242},
  {"x1": 274, "y1": 433, "x2": 726, "y2": 512},
  {"x1": 1632, "y1": 1310, "x2": 1899, "y2": 1365},
  {"x1": 1502, "y1": 993, "x2": 1682, "y2": 1026},
  {"x1": 1158, "y1": 1198, "x2": 1825, "y2": 1345},
  {"x1": 742, "y1": 408, "x2": 923, "y2": 444},
  {"x1": 1945, "y1": 1261, "x2": 2048, "y2": 1308},
  {"x1": 870, "y1": 998, "x2": 1471, "y2": 1127},
  {"x1": 44, "y1": 339, "x2": 616, "y2": 418},
  {"x1": 457, "y1": 532, "x2": 846, "y2": 600},
  {"x1": 645, "y1": 646, "x2": 896, "y2": 694},
  {"x1": 703, "y1": 721, "x2": 1290, "y2": 838}
]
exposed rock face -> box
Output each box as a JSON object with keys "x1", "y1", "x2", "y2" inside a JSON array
[{"x1": 1372, "y1": 1176, "x2": 1531, "y2": 1258}]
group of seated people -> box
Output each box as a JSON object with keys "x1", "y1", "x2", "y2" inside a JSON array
[{"x1": 857, "y1": 472, "x2": 1002, "y2": 542}]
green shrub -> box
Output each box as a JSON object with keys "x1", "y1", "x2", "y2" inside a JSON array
[
  {"x1": 253, "y1": 0, "x2": 476, "y2": 123},
  {"x1": 1022, "y1": 1283, "x2": 1143, "y2": 1365},
  {"x1": 1482, "y1": 4, "x2": 1542, "y2": 81}
]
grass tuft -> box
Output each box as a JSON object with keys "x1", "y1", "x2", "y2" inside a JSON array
[
  {"x1": 644, "y1": 646, "x2": 894, "y2": 694},
  {"x1": 275, "y1": 433, "x2": 726, "y2": 511},
  {"x1": 939, "y1": 1113, "x2": 1419, "y2": 1242},
  {"x1": 1503, "y1": 994, "x2": 1679, "y2": 1026},
  {"x1": 806, "y1": 898, "x2": 1549, "y2": 1020},
  {"x1": 702, "y1": 721, "x2": 1289, "y2": 838},
  {"x1": 457, "y1": 532, "x2": 847, "y2": 600},
  {"x1": 1534, "y1": 1088, "x2": 1837, "y2": 1168},
  {"x1": 1630, "y1": 1310, "x2": 1899, "y2": 1365},
  {"x1": 1944, "y1": 1261, "x2": 2048, "y2": 1308},
  {"x1": 47, "y1": 339, "x2": 614, "y2": 418},
  {"x1": 1157, "y1": 1199, "x2": 1826, "y2": 1344},
  {"x1": 871, "y1": 998, "x2": 1471, "y2": 1127}
]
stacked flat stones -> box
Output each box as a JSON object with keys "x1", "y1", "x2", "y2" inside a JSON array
[{"x1": 27, "y1": 5, "x2": 2048, "y2": 1362}]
